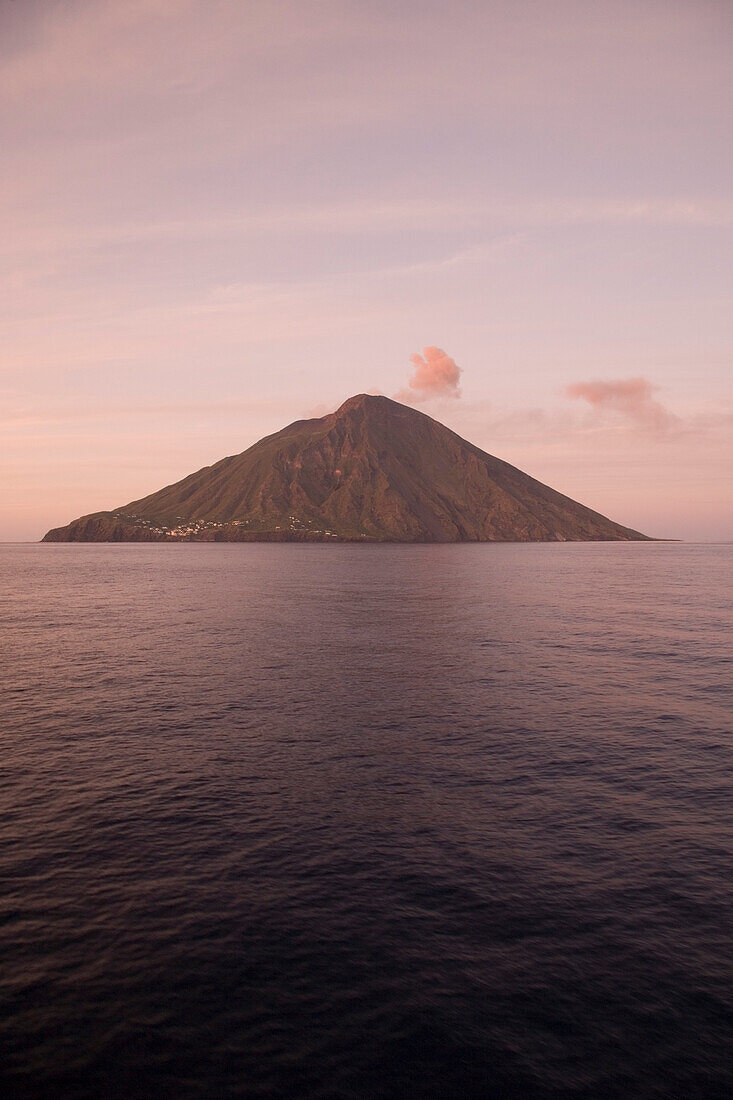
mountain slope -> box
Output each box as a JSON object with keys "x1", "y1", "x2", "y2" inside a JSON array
[{"x1": 43, "y1": 394, "x2": 650, "y2": 542}]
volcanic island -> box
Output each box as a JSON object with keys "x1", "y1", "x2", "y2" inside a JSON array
[{"x1": 43, "y1": 394, "x2": 649, "y2": 543}]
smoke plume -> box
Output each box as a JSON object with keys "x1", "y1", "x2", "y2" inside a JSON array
[
  {"x1": 395, "y1": 346, "x2": 462, "y2": 404},
  {"x1": 566, "y1": 377, "x2": 677, "y2": 433}
]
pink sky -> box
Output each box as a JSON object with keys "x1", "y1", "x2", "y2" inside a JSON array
[{"x1": 1, "y1": 0, "x2": 731, "y2": 541}]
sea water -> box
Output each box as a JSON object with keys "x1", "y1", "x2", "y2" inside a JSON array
[{"x1": 1, "y1": 542, "x2": 731, "y2": 1097}]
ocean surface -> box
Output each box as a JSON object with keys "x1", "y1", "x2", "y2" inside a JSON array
[{"x1": 1, "y1": 542, "x2": 732, "y2": 1099}]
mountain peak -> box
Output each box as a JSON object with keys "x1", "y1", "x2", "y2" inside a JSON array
[{"x1": 335, "y1": 393, "x2": 397, "y2": 415}]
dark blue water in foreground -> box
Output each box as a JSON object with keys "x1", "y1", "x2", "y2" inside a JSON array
[{"x1": 1, "y1": 543, "x2": 732, "y2": 1098}]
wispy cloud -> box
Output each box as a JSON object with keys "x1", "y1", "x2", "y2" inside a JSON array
[
  {"x1": 565, "y1": 377, "x2": 679, "y2": 433},
  {"x1": 7, "y1": 198, "x2": 733, "y2": 266}
]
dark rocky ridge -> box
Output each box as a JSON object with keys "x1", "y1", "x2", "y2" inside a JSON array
[{"x1": 43, "y1": 394, "x2": 650, "y2": 542}]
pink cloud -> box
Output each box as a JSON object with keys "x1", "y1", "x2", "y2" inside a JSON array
[
  {"x1": 395, "y1": 346, "x2": 462, "y2": 404},
  {"x1": 566, "y1": 377, "x2": 677, "y2": 433}
]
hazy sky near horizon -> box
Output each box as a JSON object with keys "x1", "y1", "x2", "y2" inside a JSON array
[{"x1": 2, "y1": 0, "x2": 731, "y2": 541}]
